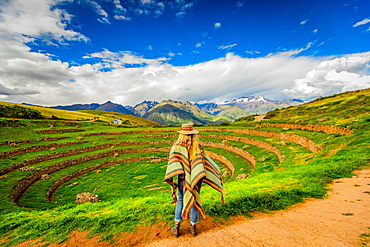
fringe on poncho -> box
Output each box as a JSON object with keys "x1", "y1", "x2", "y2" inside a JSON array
[{"x1": 164, "y1": 144, "x2": 225, "y2": 220}]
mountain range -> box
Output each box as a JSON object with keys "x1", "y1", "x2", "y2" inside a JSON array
[{"x1": 48, "y1": 96, "x2": 302, "y2": 125}]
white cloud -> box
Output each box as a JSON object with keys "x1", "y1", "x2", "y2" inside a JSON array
[
  {"x1": 0, "y1": 0, "x2": 88, "y2": 43},
  {"x1": 282, "y1": 52, "x2": 370, "y2": 100},
  {"x1": 90, "y1": 1, "x2": 110, "y2": 23},
  {"x1": 83, "y1": 49, "x2": 170, "y2": 68},
  {"x1": 218, "y1": 44, "x2": 237, "y2": 50},
  {"x1": 245, "y1": 50, "x2": 261, "y2": 55},
  {"x1": 174, "y1": 1, "x2": 195, "y2": 18},
  {"x1": 114, "y1": 15, "x2": 131, "y2": 20},
  {"x1": 0, "y1": 47, "x2": 322, "y2": 105},
  {"x1": 2, "y1": 41, "x2": 370, "y2": 106},
  {"x1": 353, "y1": 18, "x2": 370, "y2": 27},
  {"x1": 300, "y1": 19, "x2": 308, "y2": 25},
  {"x1": 214, "y1": 22, "x2": 221, "y2": 29},
  {"x1": 196, "y1": 42, "x2": 205, "y2": 48},
  {"x1": 268, "y1": 42, "x2": 313, "y2": 57}
]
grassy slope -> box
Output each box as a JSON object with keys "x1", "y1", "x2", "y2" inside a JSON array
[
  {"x1": 0, "y1": 88, "x2": 369, "y2": 246},
  {"x1": 262, "y1": 88, "x2": 370, "y2": 126}
]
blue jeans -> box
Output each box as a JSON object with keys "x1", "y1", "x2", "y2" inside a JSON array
[{"x1": 174, "y1": 176, "x2": 201, "y2": 225}]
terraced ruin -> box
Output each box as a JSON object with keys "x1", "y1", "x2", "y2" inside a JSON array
[
  {"x1": 0, "y1": 123, "x2": 331, "y2": 209},
  {"x1": 0, "y1": 88, "x2": 369, "y2": 246}
]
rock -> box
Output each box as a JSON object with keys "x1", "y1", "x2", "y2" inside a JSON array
[
  {"x1": 70, "y1": 182, "x2": 79, "y2": 186},
  {"x1": 317, "y1": 117, "x2": 328, "y2": 122},
  {"x1": 150, "y1": 158, "x2": 162, "y2": 163},
  {"x1": 41, "y1": 174, "x2": 50, "y2": 180},
  {"x1": 236, "y1": 174, "x2": 247, "y2": 180},
  {"x1": 260, "y1": 156, "x2": 269, "y2": 161},
  {"x1": 9, "y1": 142, "x2": 18, "y2": 147},
  {"x1": 76, "y1": 193, "x2": 100, "y2": 203},
  {"x1": 76, "y1": 136, "x2": 83, "y2": 140},
  {"x1": 20, "y1": 167, "x2": 35, "y2": 172}
]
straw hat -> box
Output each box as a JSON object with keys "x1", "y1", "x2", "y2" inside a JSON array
[{"x1": 177, "y1": 123, "x2": 199, "y2": 134}]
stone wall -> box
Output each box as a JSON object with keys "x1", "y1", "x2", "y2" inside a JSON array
[
  {"x1": 206, "y1": 151, "x2": 235, "y2": 177},
  {"x1": 0, "y1": 140, "x2": 173, "y2": 175},
  {"x1": 0, "y1": 137, "x2": 69, "y2": 146},
  {"x1": 206, "y1": 134, "x2": 284, "y2": 163},
  {"x1": 200, "y1": 129, "x2": 321, "y2": 153},
  {"x1": 37, "y1": 129, "x2": 84, "y2": 134},
  {"x1": 201, "y1": 141, "x2": 256, "y2": 167},
  {"x1": 255, "y1": 123, "x2": 353, "y2": 135},
  {"x1": 11, "y1": 147, "x2": 170, "y2": 203},
  {"x1": 0, "y1": 141, "x2": 89, "y2": 160}
]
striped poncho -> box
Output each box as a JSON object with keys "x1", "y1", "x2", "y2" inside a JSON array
[{"x1": 164, "y1": 144, "x2": 225, "y2": 220}]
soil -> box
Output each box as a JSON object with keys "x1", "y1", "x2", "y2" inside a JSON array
[{"x1": 10, "y1": 169, "x2": 370, "y2": 247}]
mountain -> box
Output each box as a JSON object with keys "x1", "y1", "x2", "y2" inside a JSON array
[
  {"x1": 50, "y1": 101, "x2": 135, "y2": 115},
  {"x1": 142, "y1": 100, "x2": 232, "y2": 125},
  {"x1": 133, "y1": 101, "x2": 158, "y2": 117},
  {"x1": 196, "y1": 103, "x2": 252, "y2": 119},
  {"x1": 222, "y1": 95, "x2": 302, "y2": 114}
]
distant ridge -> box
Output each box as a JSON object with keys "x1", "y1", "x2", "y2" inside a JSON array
[
  {"x1": 50, "y1": 101, "x2": 135, "y2": 115},
  {"x1": 47, "y1": 95, "x2": 302, "y2": 124}
]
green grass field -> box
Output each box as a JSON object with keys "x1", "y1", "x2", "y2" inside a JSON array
[{"x1": 0, "y1": 89, "x2": 369, "y2": 246}]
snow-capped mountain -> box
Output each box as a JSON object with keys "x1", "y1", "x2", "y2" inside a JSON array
[
  {"x1": 220, "y1": 96, "x2": 302, "y2": 114},
  {"x1": 226, "y1": 95, "x2": 269, "y2": 104}
]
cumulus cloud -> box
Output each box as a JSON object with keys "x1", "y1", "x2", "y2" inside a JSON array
[
  {"x1": 0, "y1": 0, "x2": 88, "y2": 43},
  {"x1": 0, "y1": 42, "x2": 317, "y2": 105},
  {"x1": 282, "y1": 52, "x2": 370, "y2": 100},
  {"x1": 0, "y1": 81, "x2": 39, "y2": 96}
]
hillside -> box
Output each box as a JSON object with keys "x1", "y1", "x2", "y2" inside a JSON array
[
  {"x1": 262, "y1": 88, "x2": 370, "y2": 126},
  {"x1": 0, "y1": 101, "x2": 160, "y2": 126}
]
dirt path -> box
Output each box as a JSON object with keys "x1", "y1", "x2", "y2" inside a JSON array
[
  {"x1": 147, "y1": 169, "x2": 370, "y2": 247},
  {"x1": 12, "y1": 169, "x2": 370, "y2": 247}
]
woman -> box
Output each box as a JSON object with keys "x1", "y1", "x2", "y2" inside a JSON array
[{"x1": 164, "y1": 123, "x2": 225, "y2": 238}]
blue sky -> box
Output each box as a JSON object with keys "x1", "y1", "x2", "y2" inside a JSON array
[{"x1": 0, "y1": 0, "x2": 369, "y2": 106}]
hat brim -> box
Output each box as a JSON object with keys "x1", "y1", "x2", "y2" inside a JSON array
[{"x1": 177, "y1": 130, "x2": 199, "y2": 134}]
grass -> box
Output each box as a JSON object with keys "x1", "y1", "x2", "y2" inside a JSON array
[{"x1": 0, "y1": 88, "x2": 369, "y2": 246}]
